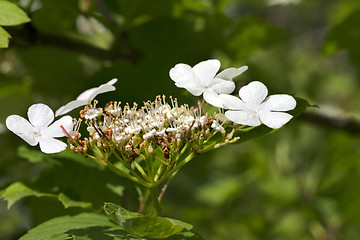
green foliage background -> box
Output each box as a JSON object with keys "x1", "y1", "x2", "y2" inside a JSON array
[{"x1": 1, "y1": 0, "x2": 360, "y2": 239}]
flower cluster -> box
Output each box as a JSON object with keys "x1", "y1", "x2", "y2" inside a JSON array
[
  {"x1": 5, "y1": 59, "x2": 297, "y2": 187},
  {"x1": 170, "y1": 59, "x2": 296, "y2": 129}
]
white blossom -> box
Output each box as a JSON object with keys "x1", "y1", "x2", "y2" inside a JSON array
[
  {"x1": 169, "y1": 59, "x2": 247, "y2": 108},
  {"x1": 6, "y1": 103, "x2": 73, "y2": 154},
  {"x1": 55, "y1": 78, "x2": 117, "y2": 117},
  {"x1": 222, "y1": 81, "x2": 296, "y2": 129}
]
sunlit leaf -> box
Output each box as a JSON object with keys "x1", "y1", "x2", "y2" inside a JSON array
[
  {"x1": 0, "y1": 26, "x2": 10, "y2": 48},
  {"x1": 0, "y1": 1, "x2": 30, "y2": 26},
  {"x1": 104, "y1": 202, "x2": 197, "y2": 238},
  {"x1": 20, "y1": 211, "x2": 203, "y2": 240},
  {"x1": 0, "y1": 182, "x2": 92, "y2": 209}
]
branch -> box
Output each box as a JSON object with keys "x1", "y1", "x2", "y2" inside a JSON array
[
  {"x1": 5, "y1": 23, "x2": 141, "y2": 62},
  {"x1": 299, "y1": 111, "x2": 360, "y2": 134}
]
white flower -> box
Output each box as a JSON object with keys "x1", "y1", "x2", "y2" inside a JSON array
[
  {"x1": 222, "y1": 81, "x2": 296, "y2": 129},
  {"x1": 169, "y1": 59, "x2": 247, "y2": 108},
  {"x1": 6, "y1": 103, "x2": 73, "y2": 154},
  {"x1": 55, "y1": 78, "x2": 117, "y2": 117}
]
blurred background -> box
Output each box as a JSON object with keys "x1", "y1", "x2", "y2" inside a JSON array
[{"x1": 1, "y1": 0, "x2": 360, "y2": 239}]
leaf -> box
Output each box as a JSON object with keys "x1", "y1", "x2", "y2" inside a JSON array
[
  {"x1": 104, "y1": 202, "x2": 197, "y2": 239},
  {"x1": 17, "y1": 145, "x2": 59, "y2": 163},
  {"x1": 0, "y1": 182, "x2": 52, "y2": 209},
  {"x1": 57, "y1": 193, "x2": 92, "y2": 209},
  {"x1": 0, "y1": 1, "x2": 30, "y2": 26},
  {"x1": 20, "y1": 212, "x2": 204, "y2": 240},
  {"x1": 19, "y1": 213, "x2": 131, "y2": 240},
  {"x1": 0, "y1": 182, "x2": 92, "y2": 209},
  {"x1": 0, "y1": 26, "x2": 10, "y2": 48},
  {"x1": 106, "y1": 183, "x2": 125, "y2": 197}
]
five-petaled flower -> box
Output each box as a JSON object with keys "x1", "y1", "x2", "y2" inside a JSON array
[
  {"x1": 6, "y1": 104, "x2": 73, "y2": 154},
  {"x1": 169, "y1": 59, "x2": 247, "y2": 108},
  {"x1": 222, "y1": 81, "x2": 296, "y2": 129},
  {"x1": 55, "y1": 78, "x2": 118, "y2": 117}
]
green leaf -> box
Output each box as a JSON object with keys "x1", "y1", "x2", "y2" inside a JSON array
[
  {"x1": 17, "y1": 145, "x2": 59, "y2": 163},
  {"x1": 0, "y1": 182, "x2": 52, "y2": 209},
  {"x1": 0, "y1": 1, "x2": 30, "y2": 26},
  {"x1": 0, "y1": 26, "x2": 10, "y2": 48},
  {"x1": 20, "y1": 212, "x2": 204, "y2": 240},
  {"x1": 19, "y1": 213, "x2": 131, "y2": 240},
  {"x1": 57, "y1": 193, "x2": 92, "y2": 209},
  {"x1": 0, "y1": 182, "x2": 92, "y2": 209},
  {"x1": 104, "y1": 202, "x2": 196, "y2": 238}
]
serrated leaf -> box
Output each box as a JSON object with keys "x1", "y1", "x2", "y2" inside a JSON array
[
  {"x1": 20, "y1": 212, "x2": 204, "y2": 240},
  {"x1": 0, "y1": 1, "x2": 30, "y2": 26},
  {"x1": 104, "y1": 202, "x2": 194, "y2": 238},
  {"x1": 0, "y1": 182, "x2": 92, "y2": 209},
  {"x1": 0, "y1": 26, "x2": 10, "y2": 48}
]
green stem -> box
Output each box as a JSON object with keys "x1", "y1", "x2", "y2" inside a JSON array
[
  {"x1": 106, "y1": 161, "x2": 151, "y2": 188},
  {"x1": 133, "y1": 160, "x2": 152, "y2": 182},
  {"x1": 111, "y1": 149, "x2": 150, "y2": 184},
  {"x1": 149, "y1": 187, "x2": 161, "y2": 216},
  {"x1": 158, "y1": 171, "x2": 177, "y2": 203}
]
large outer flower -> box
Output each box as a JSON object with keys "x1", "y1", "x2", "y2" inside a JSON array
[
  {"x1": 55, "y1": 78, "x2": 117, "y2": 116},
  {"x1": 6, "y1": 104, "x2": 73, "y2": 154},
  {"x1": 222, "y1": 81, "x2": 296, "y2": 129},
  {"x1": 169, "y1": 59, "x2": 247, "y2": 108}
]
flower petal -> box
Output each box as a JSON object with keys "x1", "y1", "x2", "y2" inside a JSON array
[
  {"x1": 55, "y1": 99, "x2": 88, "y2": 117},
  {"x1": 28, "y1": 104, "x2": 54, "y2": 128},
  {"x1": 76, "y1": 87, "x2": 97, "y2": 101},
  {"x1": 239, "y1": 81, "x2": 268, "y2": 109},
  {"x1": 87, "y1": 79, "x2": 117, "y2": 100},
  {"x1": 225, "y1": 110, "x2": 261, "y2": 126},
  {"x1": 44, "y1": 116, "x2": 73, "y2": 138},
  {"x1": 39, "y1": 137, "x2": 68, "y2": 154},
  {"x1": 169, "y1": 63, "x2": 203, "y2": 96},
  {"x1": 260, "y1": 94, "x2": 296, "y2": 112},
  {"x1": 219, "y1": 94, "x2": 247, "y2": 110},
  {"x1": 56, "y1": 79, "x2": 118, "y2": 117},
  {"x1": 193, "y1": 59, "x2": 221, "y2": 81},
  {"x1": 6, "y1": 115, "x2": 38, "y2": 146},
  {"x1": 211, "y1": 78, "x2": 236, "y2": 94},
  {"x1": 216, "y1": 66, "x2": 248, "y2": 81},
  {"x1": 169, "y1": 63, "x2": 193, "y2": 83},
  {"x1": 203, "y1": 89, "x2": 223, "y2": 108},
  {"x1": 259, "y1": 111, "x2": 293, "y2": 129}
]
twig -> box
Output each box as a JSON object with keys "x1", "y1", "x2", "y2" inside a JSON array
[
  {"x1": 299, "y1": 111, "x2": 360, "y2": 134},
  {"x1": 5, "y1": 23, "x2": 141, "y2": 62}
]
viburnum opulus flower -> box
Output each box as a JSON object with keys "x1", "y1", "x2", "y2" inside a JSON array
[
  {"x1": 169, "y1": 59, "x2": 247, "y2": 108},
  {"x1": 67, "y1": 96, "x2": 240, "y2": 187},
  {"x1": 222, "y1": 81, "x2": 296, "y2": 129},
  {"x1": 55, "y1": 78, "x2": 117, "y2": 117},
  {"x1": 6, "y1": 104, "x2": 73, "y2": 153}
]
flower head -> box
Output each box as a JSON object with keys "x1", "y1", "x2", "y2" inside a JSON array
[
  {"x1": 55, "y1": 78, "x2": 117, "y2": 117},
  {"x1": 169, "y1": 59, "x2": 247, "y2": 108},
  {"x1": 222, "y1": 81, "x2": 296, "y2": 129},
  {"x1": 6, "y1": 104, "x2": 73, "y2": 153}
]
